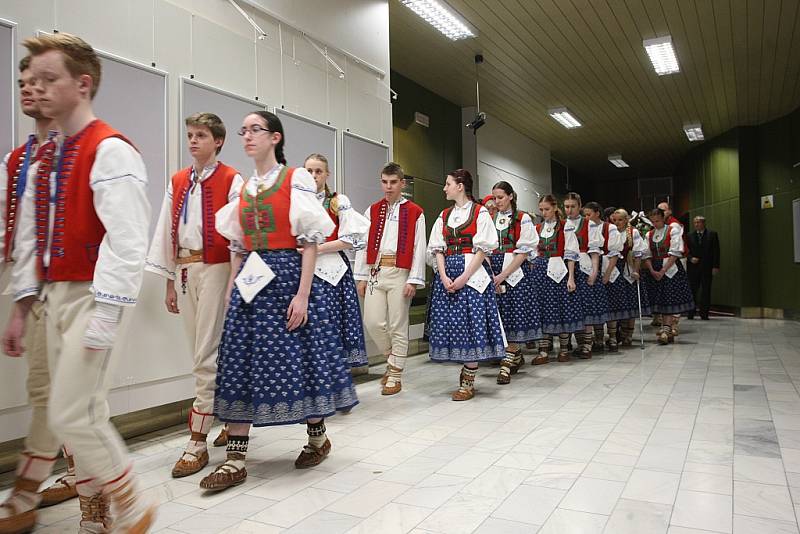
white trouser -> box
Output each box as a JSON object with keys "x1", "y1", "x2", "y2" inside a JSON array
[
  {"x1": 363, "y1": 266, "x2": 412, "y2": 358},
  {"x1": 177, "y1": 262, "x2": 229, "y2": 433},
  {"x1": 43, "y1": 281, "x2": 130, "y2": 489}
]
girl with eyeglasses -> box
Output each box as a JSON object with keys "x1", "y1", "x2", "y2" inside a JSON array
[{"x1": 202, "y1": 111, "x2": 358, "y2": 491}]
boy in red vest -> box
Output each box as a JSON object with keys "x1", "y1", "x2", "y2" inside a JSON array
[
  {"x1": 2, "y1": 33, "x2": 154, "y2": 532},
  {"x1": 0, "y1": 55, "x2": 82, "y2": 534},
  {"x1": 146, "y1": 112, "x2": 241, "y2": 478},
  {"x1": 354, "y1": 163, "x2": 426, "y2": 395}
]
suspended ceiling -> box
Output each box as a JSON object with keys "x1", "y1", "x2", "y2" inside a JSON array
[{"x1": 389, "y1": 0, "x2": 800, "y2": 178}]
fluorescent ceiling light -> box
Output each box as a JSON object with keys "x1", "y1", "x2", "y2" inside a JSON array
[
  {"x1": 548, "y1": 107, "x2": 582, "y2": 129},
  {"x1": 608, "y1": 154, "x2": 629, "y2": 168},
  {"x1": 643, "y1": 36, "x2": 680, "y2": 75},
  {"x1": 400, "y1": 0, "x2": 475, "y2": 41},
  {"x1": 683, "y1": 123, "x2": 704, "y2": 141}
]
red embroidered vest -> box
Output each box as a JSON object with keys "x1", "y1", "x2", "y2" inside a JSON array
[
  {"x1": 666, "y1": 215, "x2": 688, "y2": 255},
  {"x1": 322, "y1": 192, "x2": 340, "y2": 243},
  {"x1": 621, "y1": 226, "x2": 634, "y2": 258},
  {"x1": 495, "y1": 210, "x2": 526, "y2": 254},
  {"x1": 649, "y1": 227, "x2": 672, "y2": 259},
  {"x1": 34, "y1": 120, "x2": 135, "y2": 282},
  {"x1": 239, "y1": 167, "x2": 296, "y2": 251},
  {"x1": 5, "y1": 137, "x2": 38, "y2": 262},
  {"x1": 536, "y1": 220, "x2": 566, "y2": 258},
  {"x1": 366, "y1": 199, "x2": 423, "y2": 269},
  {"x1": 441, "y1": 203, "x2": 481, "y2": 256},
  {"x1": 170, "y1": 163, "x2": 238, "y2": 264},
  {"x1": 600, "y1": 221, "x2": 611, "y2": 254},
  {"x1": 569, "y1": 217, "x2": 590, "y2": 253}
]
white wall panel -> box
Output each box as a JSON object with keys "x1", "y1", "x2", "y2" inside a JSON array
[{"x1": 193, "y1": 16, "x2": 257, "y2": 100}]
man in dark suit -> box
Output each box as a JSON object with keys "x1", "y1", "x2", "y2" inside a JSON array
[{"x1": 687, "y1": 215, "x2": 720, "y2": 320}]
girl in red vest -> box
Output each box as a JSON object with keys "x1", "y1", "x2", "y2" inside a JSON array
[
  {"x1": 488, "y1": 181, "x2": 542, "y2": 384},
  {"x1": 202, "y1": 111, "x2": 357, "y2": 491},
  {"x1": 643, "y1": 208, "x2": 695, "y2": 344},
  {"x1": 531, "y1": 194, "x2": 584, "y2": 363},
  {"x1": 604, "y1": 209, "x2": 651, "y2": 350},
  {"x1": 304, "y1": 153, "x2": 369, "y2": 367},
  {"x1": 426, "y1": 169, "x2": 505, "y2": 401}
]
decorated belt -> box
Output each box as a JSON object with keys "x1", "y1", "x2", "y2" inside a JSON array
[
  {"x1": 379, "y1": 255, "x2": 397, "y2": 267},
  {"x1": 176, "y1": 249, "x2": 203, "y2": 265}
]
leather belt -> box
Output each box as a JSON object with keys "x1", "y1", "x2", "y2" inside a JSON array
[
  {"x1": 379, "y1": 255, "x2": 397, "y2": 267},
  {"x1": 176, "y1": 249, "x2": 203, "y2": 265}
]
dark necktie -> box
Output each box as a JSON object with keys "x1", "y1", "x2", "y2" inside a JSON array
[{"x1": 697, "y1": 231, "x2": 702, "y2": 246}]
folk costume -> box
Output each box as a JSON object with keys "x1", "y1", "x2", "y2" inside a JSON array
[
  {"x1": 8, "y1": 119, "x2": 154, "y2": 531},
  {"x1": 146, "y1": 161, "x2": 242, "y2": 478},
  {"x1": 489, "y1": 208, "x2": 541, "y2": 384},
  {"x1": 354, "y1": 197, "x2": 426, "y2": 395},
  {"x1": 426, "y1": 200, "x2": 505, "y2": 400},
  {"x1": 315, "y1": 189, "x2": 369, "y2": 367},
  {"x1": 531, "y1": 218, "x2": 584, "y2": 363},
  {"x1": 586, "y1": 219, "x2": 623, "y2": 353},
  {"x1": 206, "y1": 165, "x2": 357, "y2": 488}
]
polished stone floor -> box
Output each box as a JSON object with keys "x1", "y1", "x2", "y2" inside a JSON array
[{"x1": 15, "y1": 317, "x2": 800, "y2": 533}]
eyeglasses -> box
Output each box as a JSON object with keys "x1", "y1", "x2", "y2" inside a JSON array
[{"x1": 237, "y1": 125, "x2": 273, "y2": 136}]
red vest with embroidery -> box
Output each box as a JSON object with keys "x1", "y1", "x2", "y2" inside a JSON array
[
  {"x1": 666, "y1": 215, "x2": 688, "y2": 254},
  {"x1": 570, "y1": 217, "x2": 590, "y2": 253},
  {"x1": 536, "y1": 220, "x2": 566, "y2": 258},
  {"x1": 170, "y1": 163, "x2": 237, "y2": 264},
  {"x1": 621, "y1": 226, "x2": 634, "y2": 258},
  {"x1": 441, "y1": 203, "x2": 481, "y2": 256},
  {"x1": 322, "y1": 192, "x2": 340, "y2": 243},
  {"x1": 34, "y1": 120, "x2": 135, "y2": 282},
  {"x1": 366, "y1": 199, "x2": 423, "y2": 269},
  {"x1": 648, "y1": 227, "x2": 672, "y2": 259},
  {"x1": 495, "y1": 210, "x2": 526, "y2": 254},
  {"x1": 4, "y1": 137, "x2": 39, "y2": 262},
  {"x1": 239, "y1": 167, "x2": 296, "y2": 251},
  {"x1": 600, "y1": 221, "x2": 611, "y2": 254}
]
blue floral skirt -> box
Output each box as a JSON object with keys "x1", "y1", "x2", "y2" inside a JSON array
[
  {"x1": 643, "y1": 258, "x2": 695, "y2": 315},
  {"x1": 489, "y1": 254, "x2": 542, "y2": 342},
  {"x1": 530, "y1": 256, "x2": 584, "y2": 334},
  {"x1": 575, "y1": 263, "x2": 610, "y2": 325},
  {"x1": 426, "y1": 254, "x2": 506, "y2": 363},
  {"x1": 214, "y1": 249, "x2": 358, "y2": 427},
  {"x1": 606, "y1": 262, "x2": 652, "y2": 320},
  {"x1": 318, "y1": 252, "x2": 368, "y2": 367}
]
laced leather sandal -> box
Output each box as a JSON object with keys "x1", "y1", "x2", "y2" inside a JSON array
[
  {"x1": 40, "y1": 473, "x2": 78, "y2": 507},
  {"x1": 171, "y1": 449, "x2": 209, "y2": 478},
  {"x1": 199, "y1": 459, "x2": 248, "y2": 491},
  {"x1": 78, "y1": 493, "x2": 110, "y2": 534},
  {"x1": 294, "y1": 439, "x2": 331, "y2": 468},
  {"x1": 0, "y1": 478, "x2": 39, "y2": 534}
]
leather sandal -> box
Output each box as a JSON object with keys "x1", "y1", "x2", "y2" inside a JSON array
[
  {"x1": 40, "y1": 474, "x2": 78, "y2": 507},
  {"x1": 212, "y1": 427, "x2": 228, "y2": 448},
  {"x1": 171, "y1": 449, "x2": 209, "y2": 478},
  {"x1": 199, "y1": 462, "x2": 247, "y2": 491},
  {"x1": 295, "y1": 439, "x2": 331, "y2": 468}
]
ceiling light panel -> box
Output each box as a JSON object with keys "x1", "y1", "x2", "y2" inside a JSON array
[
  {"x1": 400, "y1": 0, "x2": 475, "y2": 41},
  {"x1": 683, "y1": 123, "x2": 704, "y2": 141},
  {"x1": 608, "y1": 154, "x2": 629, "y2": 168},
  {"x1": 548, "y1": 107, "x2": 582, "y2": 129},
  {"x1": 643, "y1": 36, "x2": 680, "y2": 75}
]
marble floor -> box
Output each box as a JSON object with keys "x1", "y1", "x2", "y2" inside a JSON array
[{"x1": 13, "y1": 317, "x2": 800, "y2": 533}]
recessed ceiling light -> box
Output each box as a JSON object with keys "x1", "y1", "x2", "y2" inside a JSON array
[
  {"x1": 399, "y1": 0, "x2": 475, "y2": 41},
  {"x1": 608, "y1": 154, "x2": 629, "y2": 168},
  {"x1": 548, "y1": 107, "x2": 582, "y2": 129},
  {"x1": 643, "y1": 36, "x2": 680, "y2": 75},
  {"x1": 683, "y1": 123, "x2": 704, "y2": 141}
]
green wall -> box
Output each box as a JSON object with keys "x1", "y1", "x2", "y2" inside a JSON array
[{"x1": 674, "y1": 106, "x2": 800, "y2": 314}]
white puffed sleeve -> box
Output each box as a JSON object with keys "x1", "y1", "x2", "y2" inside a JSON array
[
  {"x1": 632, "y1": 228, "x2": 648, "y2": 258},
  {"x1": 353, "y1": 206, "x2": 371, "y2": 281},
  {"x1": 473, "y1": 206, "x2": 499, "y2": 254},
  {"x1": 606, "y1": 224, "x2": 624, "y2": 257},
  {"x1": 426, "y1": 211, "x2": 446, "y2": 266},
  {"x1": 7, "y1": 160, "x2": 39, "y2": 300},
  {"x1": 407, "y1": 213, "x2": 427, "y2": 288},
  {"x1": 214, "y1": 174, "x2": 246, "y2": 254},
  {"x1": 514, "y1": 213, "x2": 538, "y2": 254},
  {"x1": 668, "y1": 224, "x2": 683, "y2": 257},
  {"x1": 641, "y1": 230, "x2": 653, "y2": 260},
  {"x1": 333, "y1": 193, "x2": 369, "y2": 250},
  {"x1": 145, "y1": 179, "x2": 176, "y2": 280},
  {"x1": 289, "y1": 168, "x2": 335, "y2": 245},
  {"x1": 563, "y1": 222, "x2": 580, "y2": 261},
  {"x1": 588, "y1": 222, "x2": 605, "y2": 255}
]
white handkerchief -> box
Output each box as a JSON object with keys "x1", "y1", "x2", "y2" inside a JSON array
[
  {"x1": 235, "y1": 252, "x2": 276, "y2": 303},
  {"x1": 314, "y1": 253, "x2": 348, "y2": 286},
  {"x1": 578, "y1": 252, "x2": 593, "y2": 276},
  {"x1": 602, "y1": 256, "x2": 620, "y2": 284},
  {"x1": 665, "y1": 262, "x2": 679, "y2": 279},
  {"x1": 464, "y1": 253, "x2": 492, "y2": 293},
  {"x1": 623, "y1": 267, "x2": 635, "y2": 284},
  {"x1": 502, "y1": 253, "x2": 524, "y2": 287},
  {"x1": 547, "y1": 257, "x2": 568, "y2": 283}
]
